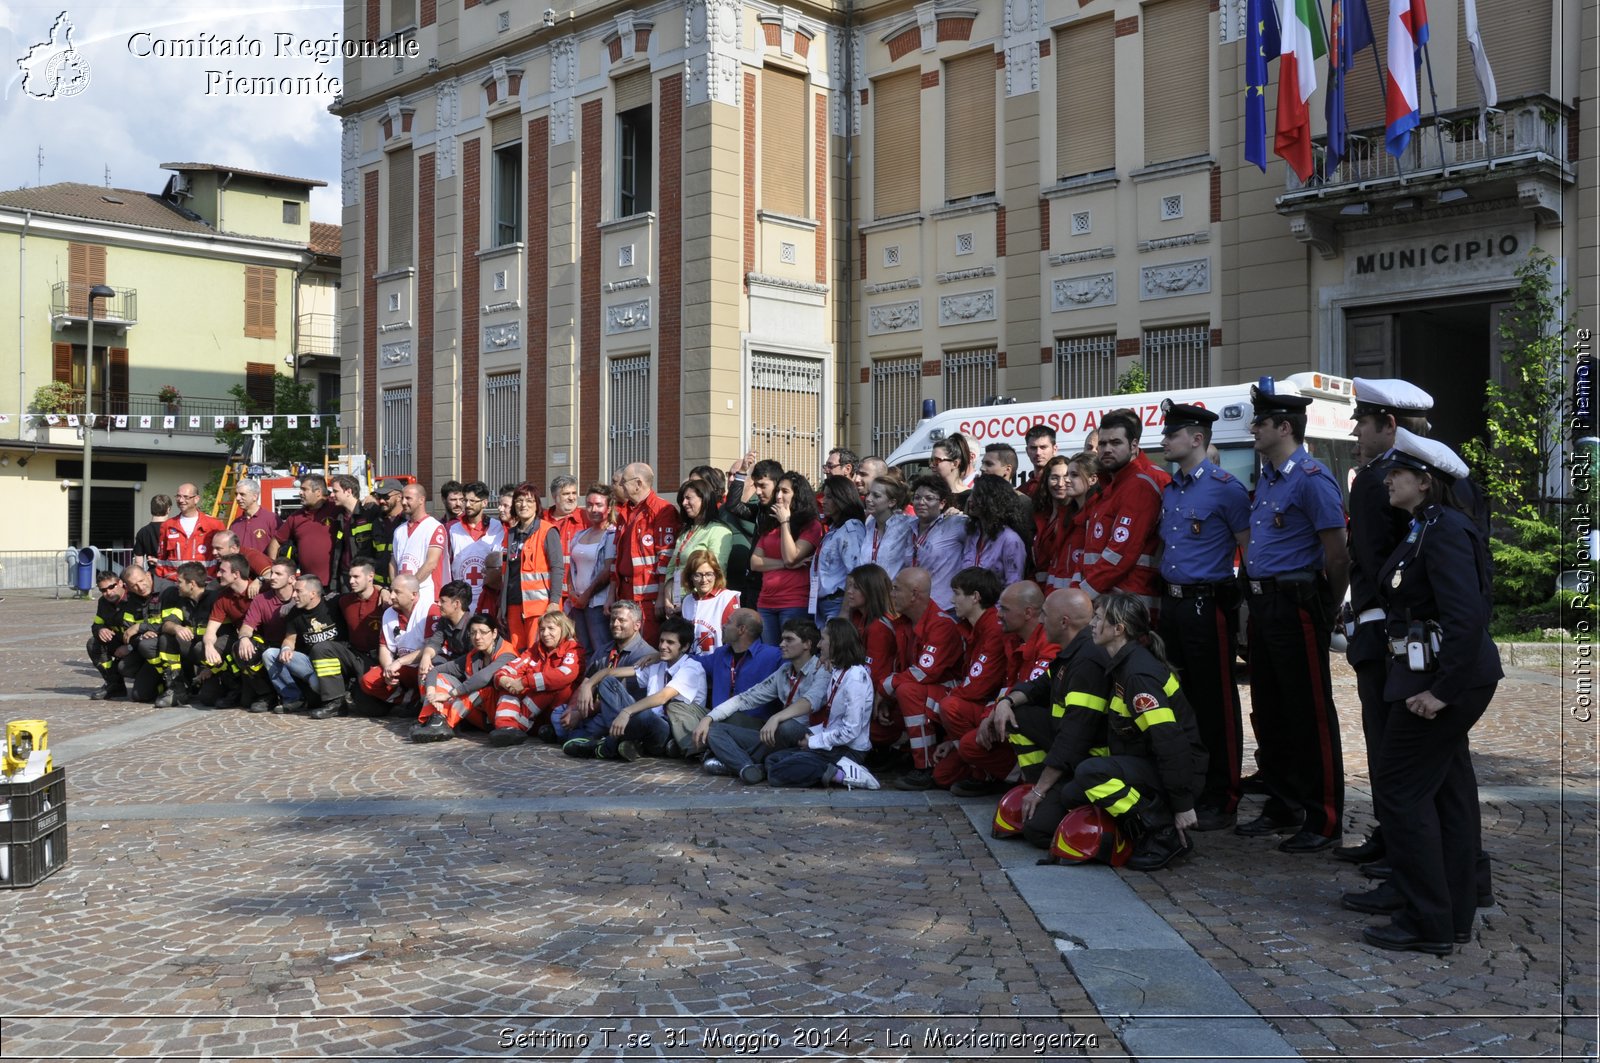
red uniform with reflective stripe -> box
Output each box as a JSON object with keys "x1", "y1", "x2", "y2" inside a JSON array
[
  {"x1": 614, "y1": 493, "x2": 680, "y2": 643},
  {"x1": 156, "y1": 513, "x2": 226, "y2": 580},
  {"x1": 889, "y1": 607, "x2": 966, "y2": 769},
  {"x1": 1079, "y1": 451, "x2": 1170, "y2": 600}
]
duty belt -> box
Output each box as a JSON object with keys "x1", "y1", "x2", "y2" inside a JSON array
[
  {"x1": 1165, "y1": 580, "x2": 1230, "y2": 599},
  {"x1": 1245, "y1": 572, "x2": 1316, "y2": 596},
  {"x1": 1353, "y1": 608, "x2": 1385, "y2": 626}
]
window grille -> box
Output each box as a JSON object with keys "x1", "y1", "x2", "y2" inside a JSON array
[
  {"x1": 749, "y1": 352, "x2": 825, "y2": 476},
  {"x1": 483, "y1": 371, "x2": 522, "y2": 490},
  {"x1": 1054, "y1": 333, "x2": 1117, "y2": 398},
  {"x1": 871, "y1": 355, "x2": 922, "y2": 455},
  {"x1": 380, "y1": 386, "x2": 413, "y2": 476},
  {"x1": 944, "y1": 347, "x2": 998, "y2": 410},
  {"x1": 608, "y1": 354, "x2": 652, "y2": 471},
  {"x1": 1143, "y1": 324, "x2": 1211, "y2": 391}
]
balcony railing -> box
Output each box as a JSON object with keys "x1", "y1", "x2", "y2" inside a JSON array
[
  {"x1": 41, "y1": 391, "x2": 243, "y2": 435},
  {"x1": 49, "y1": 283, "x2": 139, "y2": 325},
  {"x1": 1283, "y1": 94, "x2": 1572, "y2": 196},
  {"x1": 296, "y1": 312, "x2": 340, "y2": 358}
]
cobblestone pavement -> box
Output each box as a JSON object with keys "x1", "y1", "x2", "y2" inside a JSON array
[{"x1": 0, "y1": 595, "x2": 1595, "y2": 1061}]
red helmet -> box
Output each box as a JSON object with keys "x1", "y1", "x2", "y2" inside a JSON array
[
  {"x1": 1049, "y1": 805, "x2": 1132, "y2": 866},
  {"x1": 991, "y1": 784, "x2": 1033, "y2": 838}
]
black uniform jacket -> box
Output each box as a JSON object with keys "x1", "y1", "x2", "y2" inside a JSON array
[
  {"x1": 1103, "y1": 641, "x2": 1208, "y2": 814},
  {"x1": 1010, "y1": 627, "x2": 1113, "y2": 773},
  {"x1": 1346, "y1": 455, "x2": 1411, "y2": 665}
]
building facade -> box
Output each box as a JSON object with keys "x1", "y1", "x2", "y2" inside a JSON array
[
  {"x1": 335, "y1": 0, "x2": 1589, "y2": 491},
  {"x1": 0, "y1": 164, "x2": 341, "y2": 551}
]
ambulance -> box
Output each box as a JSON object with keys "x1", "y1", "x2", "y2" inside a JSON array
[{"x1": 884, "y1": 371, "x2": 1362, "y2": 496}]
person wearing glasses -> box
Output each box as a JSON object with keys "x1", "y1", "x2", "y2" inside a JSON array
[
  {"x1": 929, "y1": 435, "x2": 974, "y2": 511},
  {"x1": 87, "y1": 572, "x2": 130, "y2": 700},
  {"x1": 904, "y1": 475, "x2": 969, "y2": 613},
  {"x1": 614, "y1": 463, "x2": 682, "y2": 646},
  {"x1": 155, "y1": 483, "x2": 225, "y2": 581},
  {"x1": 820, "y1": 448, "x2": 859, "y2": 490},
  {"x1": 660, "y1": 478, "x2": 732, "y2": 618}
]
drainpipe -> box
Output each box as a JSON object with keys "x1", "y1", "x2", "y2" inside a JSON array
[
  {"x1": 841, "y1": 0, "x2": 856, "y2": 452},
  {"x1": 217, "y1": 171, "x2": 235, "y2": 232},
  {"x1": 17, "y1": 210, "x2": 30, "y2": 426},
  {"x1": 290, "y1": 252, "x2": 312, "y2": 390}
]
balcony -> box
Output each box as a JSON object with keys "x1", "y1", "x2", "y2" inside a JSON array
[
  {"x1": 1276, "y1": 94, "x2": 1574, "y2": 257},
  {"x1": 30, "y1": 390, "x2": 243, "y2": 437},
  {"x1": 296, "y1": 313, "x2": 340, "y2": 358},
  {"x1": 49, "y1": 284, "x2": 139, "y2": 327}
]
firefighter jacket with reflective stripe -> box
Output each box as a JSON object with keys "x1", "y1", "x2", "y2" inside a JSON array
[
  {"x1": 1104, "y1": 640, "x2": 1207, "y2": 814},
  {"x1": 1009, "y1": 627, "x2": 1113, "y2": 772}
]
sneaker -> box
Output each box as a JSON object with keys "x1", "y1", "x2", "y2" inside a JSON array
[
  {"x1": 562, "y1": 737, "x2": 599, "y2": 759},
  {"x1": 617, "y1": 740, "x2": 644, "y2": 762},
  {"x1": 893, "y1": 767, "x2": 935, "y2": 791},
  {"x1": 246, "y1": 698, "x2": 273, "y2": 714},
  {"x1": 831, "y1": 756, "x2": 881, "y2": 791},
  {"x1": 738, "y1": 764, "x2": 766, "y2": 785},
  {"x1": 409, "y1": 715, "x2": 454, "y2": 743},
  {"x1": 702, "y1": 757, "x2": 736, "y2": 777},
  {"x1": 536, "y1": 724, "x2": 559, "y2": 744},
  {"x1": 489, "y1": 727, "x2": 527, "y2": 747}
]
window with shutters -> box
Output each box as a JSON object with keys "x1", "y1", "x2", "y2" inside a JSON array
[
  {"x1": 615, "y1": 69, "x2": 653, "y2": 217},
  {"x1": 282, "y1": 201, "x2": 301, "y2": 224},
  {"x1": 1456, "y1": 0, "x2": 1551, "y2": 104},
  {"x1": 68, "y1": 242, "x2": 107, "y2": 316},
  {"x1": 1142, "y1": 324, "x2": 1210, "y2": 391},
  {"x1": 245, "y1": 362, "x2": 277, "y2": 411},
  {"x1": 483, "y1": 371, "x2": 522, "y2": 491},
  {"x1": 387, "y1": 148, "x2": 414, "y2": 269},
  {"x1": 944, "y1": 51, "x2": 996, "y2": 202},
  {"x1": 54, "y1": 342, "x2": 124, "y2": 413},
  {"x1": 871, "y1": 355, "x2": 923, "y2": 455},
  {"x1": 749, "y1": 352, "x2": 825, "y2": 475},
  {"x1": 872, "y1": 70, "x2": 921, "y2": 218},
  {"x1": 1054, "y1": 333, "x2": 1118, "y2": 398},
  {"x1": 1343, "y1": 8, "x2": 1390, "y2": 129},
  {"x1": 1142, "y1": 0, "x2": 1211, "y2": 164},
  {"x1": 244, "y1": 266, "x2": 277, "y2": 339},
  {"x1": 1056, "y1": 19, "x2": 1116, "y2": 178},
  {"x1": 762, "y1": 67, "x2": 808, "y2": 216}
]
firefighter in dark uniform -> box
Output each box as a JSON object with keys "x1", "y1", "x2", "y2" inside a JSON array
[
  {"x1": 1155, "y1": 402, "x2": 1251, "y2": 832},
  {"x1": 87, "y1": 572, "x2": 130, "y2": 699},
  {"x1": 1042, "y1": 591, "x2": 1206, "y2": 870},
  {"x1": 156, "y1": 562, "x2": 222, "y2": 707},
  {"x1": 1235, "y1": 385, "x2": 1349, "y2": 853},
  {"x1": 977, "y1": 587, "x2": 1112, "y2": 848},
  {"x1": 354, "y1": 484, "x2": 404, "y2": 587},
  {"x1": 1337, "y1": 378, "x2": 1433, "y2": 864},
  {"x1": 282, "y1": 574, "x2": 363, "y2": 720},
  {"x1": 117, "y1": 564, "x2": 175, "y2": 702},
  {"x1": 1354, "y1": 430, "x2": 1501, "y2": 955}
]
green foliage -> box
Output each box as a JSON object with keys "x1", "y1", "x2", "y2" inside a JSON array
[
  {"x1": 30, "y1": 380, "x2": 74, "y2": 413},
  {"x1": 1487, "y1": 513, "x2": 1563, "y2": 612},
  {"x1": 212, "y1": 372, "x2": 332, "y2": 469},
  {"x1": 1116, "y1": 363, "x2": 1149, "y2": 395}
]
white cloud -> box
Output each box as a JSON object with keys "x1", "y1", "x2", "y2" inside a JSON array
[{"x1": 1, "y1": 2, "x2": 346, "y2": 221}]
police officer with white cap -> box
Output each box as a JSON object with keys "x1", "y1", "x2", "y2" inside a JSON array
[
  {"x1": 1235, "y1": 384, "x2": 1349, "y2": 853},
  {"x1": 1336, "y1": 378, "x2": 1434, "y2": 866},
  {"x1": 1353, "y1": 429, "x2": 1501, "y2": 955}
]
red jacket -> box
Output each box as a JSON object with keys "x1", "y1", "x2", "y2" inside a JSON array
[
  {"x1": 614, "y1": 493, "x2": 682, "y2": 605},
  {"x1": 1080, "y1": 452, "x2": 1170, "y2": 599},
  {"x1": 854, "y1": 612, "x2": 905, "y2": 695},
  {"x1": 155, "y1": 513, "x2": 226, "y2": 579},
  {"x1": 1005, "y1": 622, "x2": 1060, "y2": 691},
  {"x1": 504, "y1": 637, "x2": 585, "y2": 697},
  {"x1": 885, "y1": 607, "x2": 964, "y2": 694},
  {"x1": 952, "y1": 608, "x2": 1011, "y2": 703}
]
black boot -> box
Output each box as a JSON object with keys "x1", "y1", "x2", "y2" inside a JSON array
[
  {"x1": 154, "y1": 676, "x2": 189, "y2": 708},
  {"x1": 1126, "y1": 813, "x2": 1193, "y2": 872}
]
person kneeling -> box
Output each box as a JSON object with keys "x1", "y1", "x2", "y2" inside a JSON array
[
  {"x1": 411, "y1": 614, "x2": 518, "y2": 742},
  {"x1": 766, "y1": 619, "x2": 879, "y2": 790},
  {"x1": 490, "y1": 612, "x2": 585, "y2": 746}
]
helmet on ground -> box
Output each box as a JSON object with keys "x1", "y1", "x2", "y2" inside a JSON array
[
  {"x1": 991, "y1": 784, "x2": 1033, "y2": 838},
  {"x1": 1049, "y1": 805, "x2": 1132, "y2": 866}
]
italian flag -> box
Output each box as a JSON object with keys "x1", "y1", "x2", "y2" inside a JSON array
[{"x1": 1275, "y1": 0, "x2": 1328, "y2": 181}]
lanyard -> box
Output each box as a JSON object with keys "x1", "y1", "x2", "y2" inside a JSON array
[
  {"x1": 784, "y1": 668, "x2": 803, "y2": 706},
  {"x1": 973, "y1": 535, "x2": 988, "y2": 566},
  {"x1": 911, "y1": 513, "x2": 945, "y2": 566},
  {"x1": 812, "y1": 672, "x2": 843, "y2": 725},
  {"x1": 870, "y1": 522, "x2": 884, "y2": 561},
  {"x1": 728, "y1": 649, "x2": 747, "y2": 693}
]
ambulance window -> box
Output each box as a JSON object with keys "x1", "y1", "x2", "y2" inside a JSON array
[
  {"x1": 1304, "y1": 437, "x2": 1358, "y2": 506},
  {"x1": 1213, "y1": 444, "x2": 1259, "y2": 485}
]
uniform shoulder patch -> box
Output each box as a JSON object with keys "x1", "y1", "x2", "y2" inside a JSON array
[
  {"x1": 1131, "y1": 692, "x2": 1160, "y2": 714},
  {"x1": 1214, "y1": 468, "x2": 1236, "y2": 482},
  {"x1": 1301, "y1": 460, "x2": 1323, "y2": 475}
]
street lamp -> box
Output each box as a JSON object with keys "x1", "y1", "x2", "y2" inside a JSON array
[{"x1": 79, "y1": 284, "x2": 116, "y2": 551}]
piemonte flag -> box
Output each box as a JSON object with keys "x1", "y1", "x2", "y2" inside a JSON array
[
  {"x1": 1384, "y1": 0, "x2": 1429, "y2": 157},
  {"x1": 1324, "y1": 0, "x2": 1375, "y2": 173},
  {"x1": 1274, "y1": 0, "x2": 1327, "y2": 181},
  {"x1": 1245, "y1": 0, "x2": 1282, "y2": 171}
]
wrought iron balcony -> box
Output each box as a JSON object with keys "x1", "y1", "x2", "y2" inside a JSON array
[
  {"x1": 49, "y1": 283, "x2": 139, "y2": 326},
  {"x1": 296, "y1": 312, "x2": 341, "y2": 358},
  {"x1": 40, "y1": 390, "x2": 243, "y2": 435}
]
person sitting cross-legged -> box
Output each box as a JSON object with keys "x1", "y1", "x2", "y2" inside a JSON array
[
  {"x1": 565, "y1": 616, "x2": 706, "y2": 761},
  {"x1": 697, "y1": 617, "x2": 827, "y2": 782},
  {"x1": 410, "y1": 613, "x2": 519, "y2": 742},
  {"x1": 489, "y1": 611, "x2": 585, "y2": 746},
  {"x1": 764, "y1": 618, "x2": 880, "y2": 790}
]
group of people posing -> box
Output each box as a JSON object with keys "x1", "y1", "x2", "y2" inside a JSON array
[{"x1": 85, "y1": 374, "x2": 1499, "y2": 955}]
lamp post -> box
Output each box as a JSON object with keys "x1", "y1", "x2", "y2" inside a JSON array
[{"x1": 79, "y1": 284, "x2": 116, "y2": 551}]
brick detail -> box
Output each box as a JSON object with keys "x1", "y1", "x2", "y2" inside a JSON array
[
  {"x1": 1210, "y1": 327, "x2": 1223, "y2": 349},
  {"x1": 1571, "y1": 98, "x2": 1581, "y2": 162},
  {"x1": 1114, "y1": 15, "x2": 1139, "y2": 36},
  {"x1": 794, "y1": 32, "x2": 810, "y2": 58},
  {"x1": 421, "y1": 0, "x2": 435, "y2": 27},
  {"x1": 362, "y1": 170, "x2": 379, "y2": 460},
  {"x1": 887, "y1": 27, "x2": 922, "y2": 61},
  {"x1": 579, "y1": 100, "x2": 603, "y2": 487},
  {"x1": 657, "y1": 74, "x2": 684, "y2": 483},
  {"x1": 608, "y1": 38, "x2": 623, "y2": 62},
  {"x1": 636, "y1": 27, "x2": 651, "y2": 52},
  {"x1": 860, "y1": 233, "x2": 867, "y2": 279},
  {"x1": 1040, "y1": 198, "x2": 1050, "y2": 248},
  {"x1": 486, "y1": 80, "x2": 498, "y2": 106},
  {"x1": 860, "y1": 367, "x2": 871, "y2": 384},
  {"x1": 1038, "y1": 37, "x2": 1051, "y2": 57},
  {"x1": 860, "y1": 87, "x2": 869, "y2": 106},
  {"x1": 762, "y1": 23, "x2": 781, "y2": 47},
  {"x1": 1210, "y1": 165, "x2": 1222, "y2": 223},
  {"x1": 996, "y1": 206, "x2": 1007, "y2": 258},
  {"x1": 996, "y1": 49, "x2": 1006, "y2": 69},
  {"x1": 366, "y1": 0, "x2": 379, "y2": 40},
  {"x1": 1040, "y1": 344, "x2": 1053, "y2": 364},
  {"x1": 937, "y1": 16, "x2": 974, "y2": 41},
  {"x1": 744, "y1": 73, "x2": 757, "y2": 289},
  {"x1": 815, "y1": 92, "x2": 828, "y2": 286},
  {"x1": 526, "y1": 117, "x2": 550, "y2": 485},
  {"x1": 921, "y1": 69, "x2": 941, "y2": 89},
  {"x1": 1209, "y1": 0, "x2": 1220, "y2": 9},
  {"x1": 465, "y1": 0, "x2": 478, "y2": 6},
  {"x1": 458, "y1": 137, "x2": 481, "y2": 483},
  {"x1": 997, "y1": 350, "x2": 1008, "y2": 368},
  {"x1": 922, "y1": 359, "x2": 942, "y2": 377},
  {"x1": 418, "y1": 153, "x2": 437, "y2": 486},
  {"x1": 1116, "y1": 338, "x2": 1140, "y2": 358},
  {"x1": 507, "y1": 73, "x2": 522, "y2": 96}
]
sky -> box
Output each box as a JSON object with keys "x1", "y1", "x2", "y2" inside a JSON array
[{"x1": 1, "y1": 2, "x2": 347, "y2": 222}]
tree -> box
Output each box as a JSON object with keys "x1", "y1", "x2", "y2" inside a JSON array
[
  {"x1": 1116, "y1": 362, "x2": 1149, "y2": 395},
  {"x1": 212, "y1": 371, "x2": 333, "y2": 469}
]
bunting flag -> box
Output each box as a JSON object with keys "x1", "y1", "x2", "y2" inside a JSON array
[
  {"x1": 1324, "y1": 0, "x2": 1375, "y2": 173},
  {"x1": 1384, "y1": 0, "x2": 1429, "y2": 157},
  {"x1": 1274, "y1": 0, "x2": 1327, "y2": 181},
  {"x1": 1462, "y1": 0, "x2": 1497, "y2": 140},
  {"x1": 1245, "y1": 0, "x2": 1282, "y2": 171}
]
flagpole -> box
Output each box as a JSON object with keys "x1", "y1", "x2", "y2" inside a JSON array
[
  {"x1": 1312, "y1": 0, "x2": 1332, "y2": 182},
  {"x1": 1420, "y1": 40, "x2": 1448, "y2": 173},
  {"x1": 1366, "y1": 25, "x2": 1400, "y2": 176}
]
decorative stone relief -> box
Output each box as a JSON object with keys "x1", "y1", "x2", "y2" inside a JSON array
[
  {"x1": 435, "y1": 79, "x2": 459, "y2": 179},
  {"x1": 484, "y1": 322, "x2": 521, "y2": 350},
  {"x1": 1072, "y1": 210, "x2": 1091, "y2": 235},
  {"x1": 341, "y1": 117, "x2": 359, "y2": 206},
  {"x1": 868, "y1": 299, "x2": 921, "y2": 335},
  {"x1": 1140, "y1": 258, "x2": 1211, "y2": 300},
  {"x1": 685, "y1": 0, "x2": 742, "y2": 107},
  {"x1": 619, "y1": 245, "x2": 635, "y2": 268},
  {"x1": 937, "y1": 265, "x2": 996, "y2": 284},
  {"x1": 915, "y1": 2, "x2": 937, "y2": 51},
  {"x1": 482, "y1": 300, "x2": 521, "y2": 314},
  {"x1": 955, "y1": 233, "x2": 974, "y2": 256},
  {"x1": 940, "y1": 289, "x2": 997, "y2": 325},
  {"x1": 550, "y1": 37, "x2": 577, "y2": 144},
  {"x1": 379, "y1": 321, "x2": 412, "y2": 333},
  {"x1": 1052, "y1": 273, "x2": 1116, "y2": 312},
  {"x1": 883, "y1": 245, "x2": 900, "y2": 268},
  {"x1": 863, "y1": 276, "x2": 921, "y2": 294},
  {"x1": 604, "y1": 276, "x2": 652, "y2": 292},
  {"x1": 779, "y1": 242, "x2": 797, "y2": 264},
  {"x1": 1003, "y1": 0, "x2": 1041, "y2": 97},
  {"x1": 607, "y1": 299, "x2": 652, "y2": 333},
  {"x1": 831, "y1": 28, "x2": 864, "y2": 136},
  {"x1": 1138, "y1": 231, "x2": 1210, "y2": 252},
  {"x1": 1050, "y1": 247, "x2": 1116, "y2": 265},
  {"x1": 380, "y1": 341, "x2": 412, "y2": 366},
  {"x1": 747, "y1": 272, "x2": 829, "y2": 295}
]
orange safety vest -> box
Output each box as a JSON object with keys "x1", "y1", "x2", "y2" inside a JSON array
[{"x1": 508, "y1": 520, "x2": 556, "y2": 620}]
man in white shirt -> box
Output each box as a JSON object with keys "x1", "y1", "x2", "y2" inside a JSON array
[
  {"x1": 392, "y1": 483, "x2": 446, "y2": 615},
  {"x1": 579, "y1": 616, "x2": 705, "y2": 762}
]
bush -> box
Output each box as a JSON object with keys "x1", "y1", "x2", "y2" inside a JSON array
[
  {"x1": 30, "y1": 380, "x2": 74, "y2": 413},
  {"x1": 1489, "y1": 513, "x2": 1563, "y2": 613}
]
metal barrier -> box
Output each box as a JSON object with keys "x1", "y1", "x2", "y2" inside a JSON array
[{"x1": 0, "y1": 548, "x2": 133, "y2": 597}]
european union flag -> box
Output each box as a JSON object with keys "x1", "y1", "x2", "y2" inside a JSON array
[
  {"x1": 1325, "y1": 0, "x2": 1375, "y2": 174},
  {"x1": 1246, "y1": 0, "x2": 1282, "y2": 172}
]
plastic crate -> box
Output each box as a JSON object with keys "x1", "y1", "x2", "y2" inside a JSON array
[{"x1": 0, "y1": 768, "x2": 68, "y2": 888}]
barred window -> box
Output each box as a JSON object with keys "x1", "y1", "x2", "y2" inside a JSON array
[
  {"x1": 483, "y1": 371, "x2": 522, "y2": 491},
  {"x1": 944, "y1": 347, "x2": 998, "y2": 410},
  {"x1": 380, "y1": 386, "x2": 414, "y2": 477},
  {"x1": 1054, "y1": 333, "x2": 1117, "y2": 398},
  {"x1": 871, "y1": 354, "x2": 922, "y2": 455},
  {"x1": 1143, "y1": 324, "x2": 1211, "y2": 391},
  {"x1": 749, "y1": 351, "x2": 825, "y2": 476},
  {"x1": 608, "y1": 354, "x2": 652, "y2": 471}
]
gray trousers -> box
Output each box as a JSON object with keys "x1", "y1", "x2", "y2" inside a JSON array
[{"x1": 704, "y1": 718, "x2": 809, "y2": 772}]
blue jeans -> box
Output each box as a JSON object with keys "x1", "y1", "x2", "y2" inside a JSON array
[
  {"x1": 569, "y1": 603, "x2": 610, "y2": 658},
  {"x1": 759, "y1": 606, "x2": 809, "y2": 646},
  {"x1": 262, "y1": 647, "x2": 314, "y2": 702},
  {"x1": 556, "y1": 674, "x2": 641, "y2": 741},
  {"x1": 814, "y1": 592, "x2": 844, "y2": 628}
]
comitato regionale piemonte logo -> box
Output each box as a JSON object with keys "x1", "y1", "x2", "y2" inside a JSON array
[{"x1": 17, "y1": 11, "x2": 92, "y2": 99}]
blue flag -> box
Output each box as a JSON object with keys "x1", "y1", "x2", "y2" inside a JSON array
[
  {"x1": 1325, "y1": 0, "x2": 1375, "y2": 173},
  {"x1": 1246, "y1": 0, "x2": 1282, "y2": 172}
]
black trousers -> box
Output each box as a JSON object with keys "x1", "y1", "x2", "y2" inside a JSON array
[
  {"x1": 1372, "y1": 683, "x2": 1493, "y2": 940},
  {"x1": 87, "y1": 634, "x2": 126, "y2": 690},
  {"x1": 120, "y1": 632, "x2": 163, "y2": 701},
  {"x1": 1159, "y1": 590, "x2": 1243, "y2": 812},
  {"x1": 1245, "y1": 587, "x2": 1343, "y2": 837},
  {"x1": 1022, "y1": 754, "x2": 1172, "y2": 850}
]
